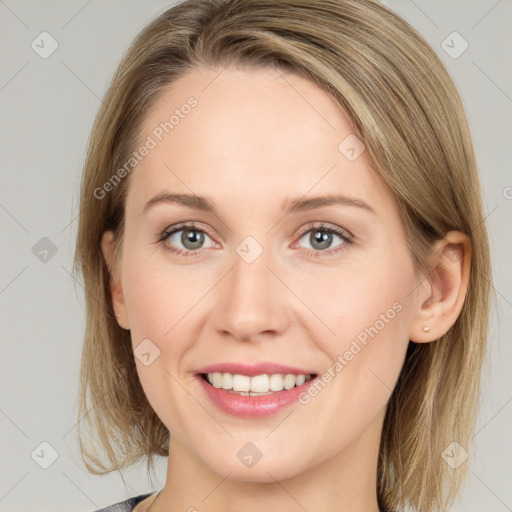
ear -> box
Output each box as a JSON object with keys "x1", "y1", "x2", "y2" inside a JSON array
[
  {"x1": 101, "y1": 230, "x2": 130, "y2": 330},
  {"x1": 409, "y1": 230, "x2": 471, "y2": 343}
]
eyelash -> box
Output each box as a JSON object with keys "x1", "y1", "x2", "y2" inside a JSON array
[{"x1": 156, "y1": 222, "x2": 354, "y2": 258}]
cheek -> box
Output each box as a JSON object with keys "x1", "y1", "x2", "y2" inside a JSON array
[
  {"x1": 122, "y1": 254, "x2": 199, "y2": 436},
  {"x1": 122, "y1": 250, "x2": 185, "y2": 344},
  {"x1": 306, "y1": 253, "x2": 413, "y2": 353},
  {"x1": 305, "y1": 251, "x2": 415, "y2": 410}
]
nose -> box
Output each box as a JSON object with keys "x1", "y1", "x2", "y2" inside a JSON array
[{"x1": 212, "y1": 246, "x2": 292, "y2": 342}]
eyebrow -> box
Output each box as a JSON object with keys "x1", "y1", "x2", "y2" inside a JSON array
[{"x1": 143, "y1": 192, "x2": 376, "y2": 215}]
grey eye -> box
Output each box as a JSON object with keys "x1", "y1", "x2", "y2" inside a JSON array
[
  {"x1": 167, "y1": 228, "x2": 213, "y2": 251},
  {"x1": 298, "y1": 229, "x2": 346, "y2": 251}
]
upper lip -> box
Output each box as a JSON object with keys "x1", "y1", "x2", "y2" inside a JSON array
[{"x1": 195, "y1": 362, "x2": 317, "y2": 377}]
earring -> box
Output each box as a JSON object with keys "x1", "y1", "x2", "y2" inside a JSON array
[
  {"x1": 423, "y1": 325, "x2": 431, "y2": 332},
  {"x1": 117, "y1": 313, "x2": 121, "y2": 318}
]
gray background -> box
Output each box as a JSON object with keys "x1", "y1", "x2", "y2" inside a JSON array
[{"x1": 0, "y1": 1, "x2": 511, "y2": 511}]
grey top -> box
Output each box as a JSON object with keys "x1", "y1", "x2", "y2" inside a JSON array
[{"x1": 91, "y1": 493, "x2": 154, "y2": 512}]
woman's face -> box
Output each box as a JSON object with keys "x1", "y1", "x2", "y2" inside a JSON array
[{"x1": 107, "y1": 65, "x2": 423, "y2": 481}]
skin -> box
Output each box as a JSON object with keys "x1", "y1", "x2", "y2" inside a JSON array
[{"x1": 101, "y1": 65, "x2": 471, "y2": 512}]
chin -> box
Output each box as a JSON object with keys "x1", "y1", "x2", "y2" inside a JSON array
[{"x1": 195, "y1": 441, "x2": 312, "y2": 483}]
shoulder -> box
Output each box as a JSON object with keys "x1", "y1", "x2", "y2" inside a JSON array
[{"x1": 89, "y1": 493, "x2": 154, "y2": 512}]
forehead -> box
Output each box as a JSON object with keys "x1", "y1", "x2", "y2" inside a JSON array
[{"x1": 125, "y1": 65, "x2": 393, "y2": 217}]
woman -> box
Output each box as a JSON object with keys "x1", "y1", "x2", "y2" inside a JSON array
[{"x1": 73, "y1": 0, "x2": 493, "y2": 511}]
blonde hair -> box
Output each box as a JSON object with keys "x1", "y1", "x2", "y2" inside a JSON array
[{"x1": 72, "y1": 1, "x2": 493, "y2": 510}]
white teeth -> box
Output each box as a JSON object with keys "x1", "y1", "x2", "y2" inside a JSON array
[
  {"x1": 205, "y1": 372, "x2": 312, "y2": 393},
  {"x1": 250, "y1": 374, "x2": 270, "y2": 392},
  {"x1": 232, "y1": 374, "x2": 251, "y2": 392},
  {"x1": 210, "y1": 372, "x2": 223, "y2": 388},
  {"x1": 222, "y1": 372, "x2": 233, "y2": 389},
  {"x1": 283, "y1": 374, "x2": 296, "y2": 390},
  {"x1": 269, "y1": 373, "x2": 284, "y2": 391}
]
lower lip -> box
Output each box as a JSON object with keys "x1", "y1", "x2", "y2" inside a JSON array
[{"x1": 196, "y1": 375, "x2": 317, "y2": 418}]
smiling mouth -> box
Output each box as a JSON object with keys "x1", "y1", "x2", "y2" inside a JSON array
[{"x1": 199, "y1": 372, "x2": 317, "y2": 396}]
